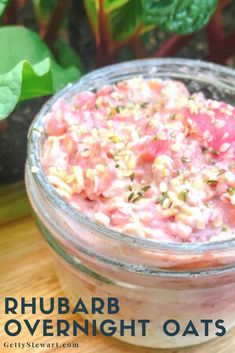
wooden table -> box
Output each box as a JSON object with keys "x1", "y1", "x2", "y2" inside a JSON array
[{"x1": 0, "y1": 182, "x2": 234, "y2": 352}]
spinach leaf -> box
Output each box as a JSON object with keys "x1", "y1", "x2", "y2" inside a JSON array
[{"x1": 142, "y1": 0, "x2": 219, "y2": 35}]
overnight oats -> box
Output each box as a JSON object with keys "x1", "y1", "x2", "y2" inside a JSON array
[{"x1": 26, "y1": 59, "x2": 235, "y2": 348}]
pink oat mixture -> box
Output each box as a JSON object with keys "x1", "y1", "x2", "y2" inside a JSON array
[{"x1": 42, "y1": 78, "x2": 235, "y2": 243}]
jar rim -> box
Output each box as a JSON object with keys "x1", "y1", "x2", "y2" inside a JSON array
[{"x1": 27, "y1": 57, "x2": 235, "y2": 256}]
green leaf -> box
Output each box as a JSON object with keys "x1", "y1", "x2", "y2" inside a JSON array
[
  {"x1": 56, "y1": 39, "x2": 84, "y2": 74},
  {"x1": 142, "y1": 0, "x2": 219, "y2": 35},
  {"x1": 104, "y1": 0, "x2": 129, "y2": 12},
  {"x1": 0, "y1": 26, "x2": 80, "y2": 120},
  {"x1": 0, "y1": 0, "x2": 9, "y2": 19},
  {"x1": 19, "y1": 59, "x2": 54, "y2": 100},
  {"x1": 84, "y1": 0, "x2": 146, "y2": 44},
  {"x1": 84, "y1": 0, "x2": 129, "y2": 24},
  {"x1": 109, "y1": 0, "x2": 144, "y2": 43},
  {"x1": 0, "y1": 59, "x2": 52, "y2": 119}
]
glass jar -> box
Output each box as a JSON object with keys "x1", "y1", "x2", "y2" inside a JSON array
[{"x1": 25, "y1": 58, "x2": 235, "y2": 348}]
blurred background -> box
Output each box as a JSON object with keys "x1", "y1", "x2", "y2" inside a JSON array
[{"x1": 0, "y1": 0, "x2": 235, "y2": 185}]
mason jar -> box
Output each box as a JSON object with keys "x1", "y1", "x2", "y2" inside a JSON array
[{"x1": 25, "y1": 58, "x2": 235, "y2": 348}]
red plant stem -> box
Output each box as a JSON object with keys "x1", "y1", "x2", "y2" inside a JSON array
[
  {"x1": 153, "y1": 34, "x2": 193, "y2": 57},
  {"x1": 3, "y1": 0, "x2": 18, "y2": 25},
  {"x1": 219, "y1": 0, "x2": 232, "y2": 9},
  {"x1": 132, "y1": 37, "x2": 145, "y2": 59},
  {"x1": 39, "y1": 25, "x2": 47, "y2": 38},
  {"x1": 96, "y1": 0, "x2": 113, "y2": 66},
  {"x1": 95, "y1": 4, "x2": 146, "y2": 65},
  {"x1": 0, "y1": 121, "x2": 8, "y2": 132},
  {"x1": 207, "y1": 30, "x2": 235, "y2": 63},
  {"x1": 206, "y1": 0, "x2": 227, "y2": 54},
  {"x1": 43, "y1": 0, "x2": 71, "y2": 47},
  {"x1": 206, "y1": 0, "x2": 234, "y2": 64},
  {"x1": 18, "y1": 0, "x2": 27, "y2": 10}
]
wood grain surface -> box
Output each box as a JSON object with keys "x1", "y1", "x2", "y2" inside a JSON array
[{"x1": 0, "y1": 182, "x2": 234, "y2": 353}]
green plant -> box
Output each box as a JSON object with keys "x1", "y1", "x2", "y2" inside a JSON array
[
  {"x1": 142, "y1": 0, "x2": 218, "y2": 34},
  {"x1": 84, "y1": 0, "x2": 219, "y2": 65},
  {"x1": 0, "y1": 0, "x2": 234, "y2": 121},
  {"x1": 0, "y1": 0, "x2": 82, "y2": 120},
  {"x1": 0, "y1": 26, "x2": 80, "y2": 119}
]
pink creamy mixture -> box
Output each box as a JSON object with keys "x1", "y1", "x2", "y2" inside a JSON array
[{"x1": 41, "y1": 78, "x2": 235, "y2": 243}]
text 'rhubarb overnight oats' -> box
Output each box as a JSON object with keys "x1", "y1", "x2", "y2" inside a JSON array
[
  {"x1": 26, "y1": 60, "x2": 235, "y2": 349},
  {"x1": 42, "y1": 77, "x2": 235, "y2": 243}
]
